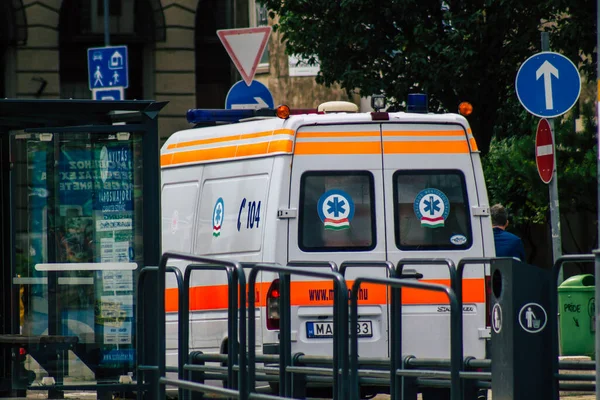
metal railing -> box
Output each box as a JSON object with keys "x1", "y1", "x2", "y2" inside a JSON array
[{"x1": 135, "y1": 253, "x2": 597, "y2": 400}]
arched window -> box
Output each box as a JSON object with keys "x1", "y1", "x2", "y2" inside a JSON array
[{"x1": 195, "y1": 0, "x2": 233, "y2": 108}]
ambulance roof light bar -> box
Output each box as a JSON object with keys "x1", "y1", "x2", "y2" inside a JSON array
[
  {"x1": 187, "y1": 105, "x2": 291, "y2": 124},
  {"x1": 407, "y1": 93, "x2": 428, "y2": 113},
  {"x1": 318, "y1": 101, "x2": 358, "y2": 113}
]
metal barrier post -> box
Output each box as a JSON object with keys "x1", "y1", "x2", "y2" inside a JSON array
[
  {"x1": 181, "y1": 264, "x2": 239, "y2": 394},
  {"x1": 396, "y1": 258, "x2": 460, "y2": 399},
  {"x1": 247, "y1": 264, "x2": 348, "y2": 400},
  {"x1": 551, "y1": 254, "x2": 594, "y2": 400},
  {"x1": 400, "y1": 356, "x2": 418, "y2": 400},
  {"x1": 349, "y1": 274, "x2": 461, "y2": 400},
  {"x1": 279, "y1": 272, "x2": 292, "y2": 397},
  {"x1": 171, "y1": 268, "x2": 185, "y2": 399},
  {"x1": 339, "y1": 261, "x2": 395, "y2": 398},
  {"x1": 391, "y1": 278, "x2": 402, "y2": 400},
  {"x1": 456, "y1": 257, "x2": 501, "y2": 305},
  {"x1": 154, "y1": 252, "x2": 247, "y2": 400},
  {"x1": 187, "y1": 351, "x2": 205, "y2": 400},
  {"x1": 291, "y1": 352, "x2": 307, "y2": 398},
  {"x1": 137, "y1": 266, "x2": 182, "y2": 400},
  {"x1": 288, "y1": 261, "x2": 338, "y2": 395},
  {"x1": 137, "y1": 267, "x2": 156, "y2": 400}
]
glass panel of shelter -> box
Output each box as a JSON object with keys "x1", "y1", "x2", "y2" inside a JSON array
[{"x1": 12, "y1": 130, "x2": 144, "y2": 384}]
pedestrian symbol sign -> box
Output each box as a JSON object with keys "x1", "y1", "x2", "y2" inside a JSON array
[
  {"x1": 491, "y1": 303, "x2": 502, "y2": 333},
  {"x1": 87, "y1": 45, "x2": 129, "y2": 90},
  {"x1": 518, "y1": 302, "x2": 547, "y2": 333}
]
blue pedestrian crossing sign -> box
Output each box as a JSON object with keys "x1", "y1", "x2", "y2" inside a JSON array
[
  {"x1": 87, "y1": 45, "x2": 129, "y2": 90},
  {"x1": 515, "y1": 51, "x2": 580, "y2": 118},
  {"x1": 225, "y1": 80, "x2": 274, "y2": 110}
]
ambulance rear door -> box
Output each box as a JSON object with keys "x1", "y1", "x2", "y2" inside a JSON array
[
  {"x1": 287, "y1": 122, "x2": 389, "y2": 358},
  {"x1": 381, "y1": 121, "x2": 487, "y2": 359}
]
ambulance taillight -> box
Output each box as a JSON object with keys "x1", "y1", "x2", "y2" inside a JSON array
[
  {"x1": 266, "y1": 279, "x2": 280, "y2": 330},
  {"x1": 485, "y1": 275, "x2": 492, "y2": 327}
]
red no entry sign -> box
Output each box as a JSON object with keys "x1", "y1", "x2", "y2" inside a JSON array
[{"x1": 536, "y1": 118, "x2": 554, "y2": 184}]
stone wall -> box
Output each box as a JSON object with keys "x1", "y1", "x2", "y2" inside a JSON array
[{"x1": 7, "y1": 0, "x2": 362, "y2": 143}]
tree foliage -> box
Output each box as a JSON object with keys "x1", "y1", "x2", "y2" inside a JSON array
[
  {"x1": 483, "y1": 99, "x2": 598, "y2": 254},
  {"x1": 259, "y1": 0, "x2": 596, "y2": 154}
]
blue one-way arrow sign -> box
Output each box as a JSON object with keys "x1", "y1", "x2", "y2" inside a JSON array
[
  {"x1": 225, "y1": 80, "x2": 274, "y2": 110},
  {"x1": 515, "y1": 51, "x2": 580, "y2": 118}
]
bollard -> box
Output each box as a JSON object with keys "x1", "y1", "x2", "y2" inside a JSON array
[
  {"x1": 490, "y1": 258, "x2": 553, "y2": 400},
  {"x1": 400, "y1": 355, "x2": 419, "y2": 400},
  {"x1": 291, "y1": 353, "x2": 307, "y2": 398},
  {"x1": 188, "y1": 351, "x2": 205, "y2": 400}
]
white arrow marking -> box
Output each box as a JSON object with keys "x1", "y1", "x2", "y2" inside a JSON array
[
  {"x1": 254, "y1": 97, "x2": 269, "y2": 108},
  {"x1": 536, "y1": 144, "x2": 553, "y2": 156},
  {"x1": 536, "y1": 61, "x2": 559, "y2": 110},
  {"x1": 231, "y1": 97, "x2": 270, "y2": 110}
]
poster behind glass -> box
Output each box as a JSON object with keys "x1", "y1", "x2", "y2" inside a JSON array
[{"x1": 18, "y1": 132, "x2": 142, "y2": 381}]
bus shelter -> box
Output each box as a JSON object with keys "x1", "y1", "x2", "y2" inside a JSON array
[{"x1": 0, "y1": 99, "x2": 166, "y2": 397}]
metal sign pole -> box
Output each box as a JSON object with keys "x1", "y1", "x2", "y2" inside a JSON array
[
  {"x1": 541, "y1": 33, "x2": 563, "y2": 279},
  {"x1": 595, "y1": 1, "x2": 600, "y2": 398},
  {"x1": 104, "y1": 0, "x2": 110, "y2": 46}
]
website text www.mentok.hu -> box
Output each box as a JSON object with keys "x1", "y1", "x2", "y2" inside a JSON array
[{"x1": 308, "y1": 288, "x2": 369, "y2": 302}]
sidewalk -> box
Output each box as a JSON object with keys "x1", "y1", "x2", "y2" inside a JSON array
[{"x1": 2, "y1": 392, "x2": 596, "y2": 399}]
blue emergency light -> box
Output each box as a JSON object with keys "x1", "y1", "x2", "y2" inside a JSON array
[
  {"x1": 186, "y1": 108, "x2": 281, "y2": 124},
  {"x1": 187, "y1": 109, "x2": 256, "y2": 124},
  {"x1": 407, "y1": 93, "x2": 428, "y2": 113}
]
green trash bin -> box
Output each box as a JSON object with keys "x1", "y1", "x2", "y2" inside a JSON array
[{"x1": 558, "y1": 274, "x2": 595, "y2": 358}]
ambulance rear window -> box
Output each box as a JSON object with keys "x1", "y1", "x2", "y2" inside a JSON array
[
  {"x1": 394, "y1": 170, "x2": 472, "y2": 250},
  {"x1": 299, "y1": 172, "x2": 375, "y2": 252}
]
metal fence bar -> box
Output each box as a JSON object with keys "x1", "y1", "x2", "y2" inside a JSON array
[
  {"x1": 182, "y1": 264, "x2": 238, "y2": 396},
  {"x1": 137, "y1": 266, "x2": 157, "y2": 400},
  {"x1": 341, "y1": 259, "x2": 397, "y2": 393},
  {"x1": 154, "y1": 252, "x2": 247, "y2": 400},
  {"x1": 287, "y1": 261, "x2": 338, "y2": 272},
  {"x1": 350, "y1": 275, "x2": 461, "y2": 400},
  {"x1": 247, "y1": 264, "x2": 348, "y2": 400},
  {"x1": 338, "y1": 261, "x2": 395, "y2": 278},
  {"x1": 159, "y1": 377, "x2": 240, "y2": 398},
  {"x1": 280, "y1": 272, "x2": 291, "y2": 397},
  {"x1": 395, "y1": 258, "x2": 459, "y2": 399},
  {"x1": 137, "y1": 266, "x2": 181, "y2": 400},
  {"x1": 288, "y1": 261, "x2": 341, "y2": 396},
  {"x1": 455, "y1": 257, "x2": 502, "y2": 306}
]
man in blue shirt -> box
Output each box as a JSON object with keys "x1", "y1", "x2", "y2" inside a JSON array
[{"x1": 491, "y1": 204, "x2": 526, "y2": 261}]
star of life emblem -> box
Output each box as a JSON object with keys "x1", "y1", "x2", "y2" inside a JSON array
[
  {"x1": 212, "y1": 198, "x2": 224, "y2": 237},
  {"x1": 414, "y1": 188, "x2": 450, "y2": 228},
  {"x1": 317, "y1": 189, "x2": 355, "y2": 231}
]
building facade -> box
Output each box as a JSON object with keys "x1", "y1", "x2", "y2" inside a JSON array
[{"x1": 0, "y1": 0, "x2": 357, "y2": 142}]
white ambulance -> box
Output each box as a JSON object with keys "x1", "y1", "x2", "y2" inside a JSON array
[{"x1": 160, "y1": 96, "x2": 495, "y2": 382}]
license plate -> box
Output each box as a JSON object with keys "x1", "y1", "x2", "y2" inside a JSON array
[{"x1": 306, "y1": 321, "x2": 373, "y2": 338}]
